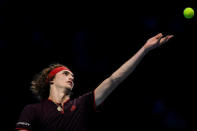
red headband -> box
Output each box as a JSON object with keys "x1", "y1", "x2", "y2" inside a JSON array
[{"x1": 47, "y1": 66, "x2": 71, "y2": 82}]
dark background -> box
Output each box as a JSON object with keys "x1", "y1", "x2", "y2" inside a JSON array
[{"x1": 0, "y1": 0, "x2": 197, "y2": 130}]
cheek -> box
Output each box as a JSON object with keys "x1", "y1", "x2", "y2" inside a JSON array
[
  {"x1": 55, "y1": 76, "x2": 66, "y2": 84},
  {"x1": 57, "y1": 75, "x2": 67, "y2": 80},
  {"x1": 59, "y1": 77, "x2": 67, "y2": 83},
  {"x1": 62, "y1": 76, "x2": 68, "y2": 81}
]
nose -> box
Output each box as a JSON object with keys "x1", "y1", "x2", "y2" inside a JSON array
[{"x1": 68, "y1": 75, "x2": 74, "y2": 81}]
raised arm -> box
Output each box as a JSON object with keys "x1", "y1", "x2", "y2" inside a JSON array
[{"x1": 94, "y1": 33, "x2": 174, "y2": 106}]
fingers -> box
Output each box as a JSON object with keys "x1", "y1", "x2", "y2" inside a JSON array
[
  {"x1": 160, "y1": 35, "x2": 174, "y2": 44},
  {"x1": 165, "y1": 35, "x2": 174, "y2": 41},
  {"x1": 162, "y1": 35, "x2": 169, "y2": 42},
  {"x1": 167, "y1": 35, "x2": 174, "y2": 40},
  {"x1": 155, "y1": 33, "x2": 163, "y2": 39},
  {"x1": 155, "y1": 33, "x2": 174, "y2": 41},
  {"x1": 156, "y1": 33, "x2": 163, "y2": 45}
]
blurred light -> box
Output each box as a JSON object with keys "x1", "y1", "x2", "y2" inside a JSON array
[
  {"x1": 152, "y1": 100, "x2": 166, "y2": 114},
  {"x1": 144, "y1": 17, "x2": 157, "y2": 30},
  {"x1": 0, "y1": 40, "x2": 5, "y2": 48},
  {"x1": 33, "y1": 32, "x2": 43, "y2": 41},
  {"x1": 164, "y1": 112, "x2": 186, "y2": 128}
]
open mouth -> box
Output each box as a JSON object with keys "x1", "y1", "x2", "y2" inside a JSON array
[{"x1": 67, "y1": 81, "x2": 73, "y2": 86}]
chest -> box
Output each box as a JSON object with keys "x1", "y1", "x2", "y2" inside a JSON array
[{"x1": 36, "y1": 100, "x2": 91, "y2": 130}]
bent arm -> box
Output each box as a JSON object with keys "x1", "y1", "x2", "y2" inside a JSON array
[{"x1": 94, "y1": 33, "x2": 173, "y2": 106}]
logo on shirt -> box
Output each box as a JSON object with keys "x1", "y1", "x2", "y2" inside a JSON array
[
  {"x1": 70, "y1": 105, "x2": 76, "y2": 112},
  {"x1": 16, "y1": 122, "x2": 31, "y2": 126}
]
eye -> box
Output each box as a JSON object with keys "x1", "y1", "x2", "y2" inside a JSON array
[
  {"x1": 63, "y1": 71, "x2": 74, "y2": 79},
  {"x1": 63, "y1": 71, "x2": 69, "y2": 75}
]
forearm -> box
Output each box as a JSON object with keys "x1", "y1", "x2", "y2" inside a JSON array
[
  {"x1": 95, "y1": 46, "x2": 149, "y2": 106},
  {"x1": 110, "y1": 46, "x2": 148, "y2": 84}
]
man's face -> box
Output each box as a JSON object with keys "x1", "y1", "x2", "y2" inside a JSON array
[{"x1": 52, "y1": 70, "x2": 74, "y2": 89}]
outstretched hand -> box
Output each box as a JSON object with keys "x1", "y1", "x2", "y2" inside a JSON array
[{"x1": 143, "y1": 33, "x2": 174, "y2": 52}]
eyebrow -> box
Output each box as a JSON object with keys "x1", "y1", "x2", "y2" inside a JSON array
[{"x1": 63, "y1": 70, "x2": 74, "y2": 77}]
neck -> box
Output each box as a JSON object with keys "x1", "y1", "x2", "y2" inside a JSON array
[{"x1": 48, "y1": 86, "x2": 71, "y2": 105}]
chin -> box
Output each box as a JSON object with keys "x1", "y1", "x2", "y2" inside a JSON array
[{"x1": 64, "y1": 86, "x2": 73, "y2": 90}]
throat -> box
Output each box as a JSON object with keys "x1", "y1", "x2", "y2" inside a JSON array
[{"x1": 49, "y1": 87, "x2": 71, "y2": 105}]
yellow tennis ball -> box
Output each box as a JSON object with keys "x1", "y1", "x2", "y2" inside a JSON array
[{"x1": 183, "y1": 7, "x2": 194, "y2": 19}]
